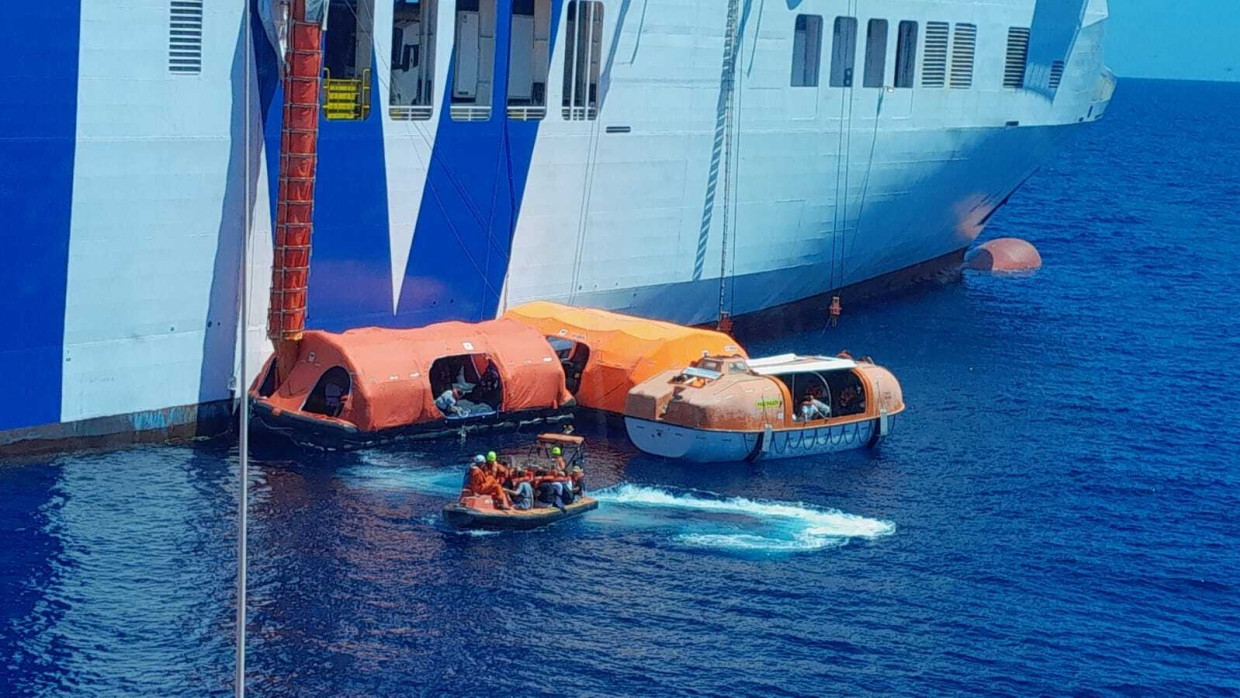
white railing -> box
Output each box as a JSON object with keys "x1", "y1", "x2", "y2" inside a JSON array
[
  {"x1": 506, "y1": 105, "x2": 547, "y2": 121},
  {"x1": 450, "y1": 105, "x2": 492, "y2": 122},
  {"x1": 561, "y1": 106, "x2": 598, "y2": 121},
  {"x1": 389, "y1": 105, "x2": 434, "y2": 121}
]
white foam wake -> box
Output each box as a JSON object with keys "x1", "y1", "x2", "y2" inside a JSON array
[
  {"x1": 338, "y1": 453, "x2": 465, "y2": 496},
  {"x1": 595, "y1": 484, "x2": 895, "y2": 553}
]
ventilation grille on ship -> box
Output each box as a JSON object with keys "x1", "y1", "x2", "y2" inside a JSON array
[
  {"x1": 1004, "y1": 27, "x2": 1030, "y2": 88},
  {"x1": 921, "y1": 22, "x2": 949, "y2": 87},
  {"x1": 1049, "y1": 60, "x2": 1065, "y2": 89},
  {"x1": 950, "y1": 23, "x2": 976, "y2": 89},
  {"x1": 169, "y1": 0, "x2": 204, "y2": 74}
]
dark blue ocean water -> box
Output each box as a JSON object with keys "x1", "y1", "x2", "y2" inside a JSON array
[{"x1": 3, "y1": 79, "x2": 1240, "y2": 696}]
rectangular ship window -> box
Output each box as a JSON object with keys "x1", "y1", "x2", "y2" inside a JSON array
[
  {"x1": 323, "y1": 0, "x2": 376, "y2": 121},
  {"x1": 390, "y1": 0, "x2": 437, "y2": 121},
  {"x1": 894, "y1": 20, "x2": 917, "y2": 88},
  {"x1": 921, "y1": 21, "x2": 948, "y2": 87},
  {"x1": 451, "y1": 0, "x2": 496, "y2": 121},
  {"x1": 168, "y1": 0, "x2": 203, "y2": 74},
  {"x1": 1004, "y1": 27, "x2": 1030, "y2": 88},
  {"x1": 790, "y1": 14, "x2": 823, "y2": 87},
  {"x1": 507, "y1": 0, "x2": 552, "y2": 119},
  {"x1": 863, "y1": 19, "x2": 888, "y2": 88},
  {"x1": 562, "y1": 1, "x2": 604, "y2": 120},
  {"x1": 829, "y1": 16, "x2": 858, "y2": 87},
  {"x1": 950, "y1": 23, "x2": 977, "y2": 89}
]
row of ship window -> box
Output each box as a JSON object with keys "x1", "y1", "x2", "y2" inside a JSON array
[
  {"x1": 168, "y1": 0, "x2": 1061, "y2": 124},
  {"x1": 792, "y1": 16, "x2": 1056, "y2": 91}
]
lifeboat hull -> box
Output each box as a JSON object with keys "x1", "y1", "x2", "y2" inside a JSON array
[
  {"x1": 442, "y1": 497, "x2": 598, "y2": 530},
  {"x1": 624, "y1": 417, "x2": 889, "y2": 463}
]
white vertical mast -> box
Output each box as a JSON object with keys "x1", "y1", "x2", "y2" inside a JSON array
[{"x1": 236, "y1": 0, "x2": 252, "y2": 694}]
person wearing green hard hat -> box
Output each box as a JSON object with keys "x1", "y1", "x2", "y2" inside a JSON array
[
  {"x1": 486, "y1": 450, "x2": 511, "y2": 480},
  {"x1": 551, "y1": 446, "x2": 566, "y2": 472}
]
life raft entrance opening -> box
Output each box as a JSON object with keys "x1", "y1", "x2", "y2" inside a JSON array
[
  {"x1": 302, "y1": 366, "x2": 351, "y2": 417},
  {"x1": 257, "y1": 360, "x2": 279, "y2": 398},
  {"x1": 548, "y1": 338, "x2": 591, "y2": 395},
  {"x1": 431, "y1": 354, "x2": 504, "y2": 414}
]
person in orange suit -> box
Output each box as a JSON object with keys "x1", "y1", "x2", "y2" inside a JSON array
[
  {"x1": 487, "y1": 451, "x2": 511, "y2": 482},
  {"x1": 467, "y1": 457, "x2": 511, "y2": 510}
]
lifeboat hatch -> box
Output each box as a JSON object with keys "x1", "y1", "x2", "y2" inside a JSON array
[
  {"x1": 303, "y1": 366, "x2": 351, "y2": 417},
  {"x1": 430, "y1": 354, "x2": 504, "y2": 416},
  {"x1": 772, "y1": 367, "x2": 867, "y2": 422},
  {"x1": 323, "y1": 0, "x2": 375, "y2": 120},
  {"x1": 548, "y1": 337, "x2": 591, "y2": 395}
]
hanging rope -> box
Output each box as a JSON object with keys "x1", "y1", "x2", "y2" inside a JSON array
[
  {"x1": 849, "y1": 88, "x2": 885, "y2": 266},
  {"x1": 716, "y1": 0, "x2": 741, "y2": 330}
]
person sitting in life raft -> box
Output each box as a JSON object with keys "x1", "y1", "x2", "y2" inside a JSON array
[
  {"x1": 799, "y1": 387, "x2": 832, "y2": 421},
  {"x1": 486, "y1": 451, "x2": 511, "y2": 481},
  {"x1": 532, "y1": 465, "x2": 573, "y2": 511},
  {"x1": 546, "y1": 447, "x2": 576, "y2": 504},
  {"x1": 503, "y1": 465, "x2": 534, "y2": 510},
  {"x1": 435, "y1": 387, "x2": 465, "y2": 417},
  {"x1": 837, "y1": 385, "x2": 865, "y2": 414},
  {"x1": 569, "y1": 466, "x2": 585, "y2": 498},
  {"x1": 464, "y1": 453, "x2": 511, "y2": 510}
]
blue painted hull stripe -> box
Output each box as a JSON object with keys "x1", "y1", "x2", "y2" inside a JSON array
[
  {"x1": 0, "y1": 1, "x2": 82, "y2": 430},
  {"x1": 396, "y1": 0, "x2": 564, "y2": 327}
]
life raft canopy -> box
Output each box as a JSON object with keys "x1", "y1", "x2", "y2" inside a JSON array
[
  {"x1": 503, "y1": 301, "x2": 747, "y2": 414},
  {"x1": 250, "y1": 318, "x2": 572, "y2": 432}
]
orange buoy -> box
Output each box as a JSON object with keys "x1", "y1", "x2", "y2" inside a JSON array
[{"x1": 964, "y1": 238, "x2": 1042, "y2": 272}]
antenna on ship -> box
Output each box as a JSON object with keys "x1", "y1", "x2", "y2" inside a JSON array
[{"x1": 236, "y1": 0, "x2": 251, "y2": 693}]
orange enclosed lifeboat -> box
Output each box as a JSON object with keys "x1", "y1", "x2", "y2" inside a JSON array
[{"x1": 624, "y1": 354, "x2": 904, "y2": 462}]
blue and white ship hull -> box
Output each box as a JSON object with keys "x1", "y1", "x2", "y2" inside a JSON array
[{"x1": 0, "y1": 0, "x2": 1113, "y2": 451}]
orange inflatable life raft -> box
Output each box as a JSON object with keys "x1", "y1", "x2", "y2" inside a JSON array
[
  {"x1": 503, "y1": 301, "x2": 746, "y2": 414},
  {"x1": 250, "y1": 319, "x2": 574, "y2": 449}
]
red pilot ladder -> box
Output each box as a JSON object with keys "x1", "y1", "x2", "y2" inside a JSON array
[{"x1": 267, "y1": 0, "x2": 323, "y2": 378}]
